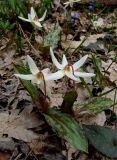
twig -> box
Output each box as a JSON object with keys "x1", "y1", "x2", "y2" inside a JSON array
[{"x1": 18, "y1": 23, "x2": 40, "y2": 58}]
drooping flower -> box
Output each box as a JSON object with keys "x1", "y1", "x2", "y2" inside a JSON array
[
  {"x1": 14, "y1": 55, "x2": 51, "y2": 85},
  {"x1": 15, "y1": 55, "x2": 64, "y2": 97},
  {"x1": 48, "y1": 47, "x2": 95, "y2": 81},
  {"x1": 18, "y1": 7, "x2": 47, "y2": 28},
  {"x1": 64, "y1": 0, "x2": 81, "y2": 8},
  {"x1": 93, "y1": 18, "x2": 104, "y2": 28}
]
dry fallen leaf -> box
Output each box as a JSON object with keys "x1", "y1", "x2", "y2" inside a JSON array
[
  {"x1": 102, "y1": 60, "x2": 117, "y2": 85},
  {"x1": 35, "y1": 35, "x2": 43, "y2": 44},
  {"x1": 0, "y1": 152, "x2": 10, "y2": 160},
  {"x1": 50, "y1": 93, "x2": 63, "y2": 107},
  {"x1": 78, "y1": 112, "x2": 106, "y2": 126},
  {"x1": 61, "y1": 34, "x2": 105, "y2": 52},
  {"x1": 0, "y1": 108, "x2": 43, "y2": 142}
]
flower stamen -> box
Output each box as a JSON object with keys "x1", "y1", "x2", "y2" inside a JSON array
[
  {"x1": 36, "y1": 71, "x2": 43, "y2": 79},
  {"x1": 36, "y1": 72, "x2": 47, "y2": 98},
  {"x1": 64, "y1": 64, "x2": 76, "y2": 90},
  {"x1": 34, "y1": 16, "x2": 39, "y2": 21}
]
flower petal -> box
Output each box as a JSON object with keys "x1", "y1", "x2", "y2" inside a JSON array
[
  {"x1": 27, "y1": 55, "x2": 39, "y2": 75},
  {"x1": 62, "y1": 54, "x2": 68, "y2": 67},
  {"x1": 14, "y1": 74, "x2": 34, "y2": 80},
  {"x1": 50, "y1": 47, "x2": 63, "y2": 69},
  {"x1": 42, "y1": 68, "x2": 50, "y2": 74},
  {"x1": 33, "y1": 21, "x2": 42, "y2": 28},
  {"x1": 28, "y1": 14, "x2": 31, "y2": 21},
  {"x1": 18, "y1": 16, "x2": 31, "y2": 22},
  {"x1": 32, "y1": 78, "x2": 41, "y2": 84},
  {"x1": 46, "y1": 70, "x2": 64, "y2": 81},
  {"x1": 39, "y1": 10, "x2": 47, "y2": 22},
  {"x1": 65, "y1": 71, "x2": 79, "y2": 81},
  {"x1": 30, "y1": 7, "x2": 36, "y2": 19},
  {"x1": 74, "y1": 72, "x2": 95, "y2": 78},
  {"x1": 73, "y1": 55, "x2": 88, "y2": 70}
]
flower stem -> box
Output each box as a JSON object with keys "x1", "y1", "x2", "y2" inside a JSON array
[
  {"x1": 70, "y1": 64, "x2": 76, "y2": 90},
  {"x1": 43, "y1": 78, "x2": 46, "y2": 99}
]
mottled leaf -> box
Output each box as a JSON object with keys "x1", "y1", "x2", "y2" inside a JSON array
[
  {"x1": 77, "y1": 97, "x2": 113, "y2": 115},
  {"x1": 44, "y1": 108, "x2": 88, "y2": 153},
  {"x1": 44, "y1": 29, "x2": 60, "y2": 48},
  {"x1": 83, "y1": 125, "x2": 117, "y2": 158}
]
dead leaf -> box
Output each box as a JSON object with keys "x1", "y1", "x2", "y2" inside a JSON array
[
  {"x1": 61, "y1": 34, "x2": 105, "y2": 52},
  {"x1": 0, "y1": 152, "x2": 10, "y2": 160},
  {"x1": 35, "y1": 35, "x2": 43, "y2": 44},
  {"x1": 0, "y1": 108, "x2": 43, "y2": 142},
  {"x1": 80, "y1": 112, "x2": 106, "y2": 126},
  {"x1": 0, "y1": 49, "x2": 15, "y2": 70},
  {"x1": 102, "y1": 60, "x2": 117, "y2": 85},
  {"x1": 110, "y1": 72, "x2": 117, "y2": 85},
  {"x1": 50, "y1": 93, "x2": 63, "y2": 107},
  {"x1": 75, "y1": 85, "x2": 90, "y2": 104}
]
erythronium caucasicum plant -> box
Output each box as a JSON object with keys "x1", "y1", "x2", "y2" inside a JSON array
[
  {"x1": 14, "y1": 48, "x2": 115, "y2": 156},
  {"x1": 15, "y1": 48, "x2": 95, "y2": 98},
  {"x1": 14, "y1": 49, "x2": 95, "y2": 153},
  {"x1": 18, "y1": 7, "x2": 47, "y2": 28},
  {"x1": 15, "y1": 5, "x2": 117, "y2": 156}
]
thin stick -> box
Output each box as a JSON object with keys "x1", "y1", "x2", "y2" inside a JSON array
[{"x1": 18, "y1": 23, "x2": 40, "y2": 57}]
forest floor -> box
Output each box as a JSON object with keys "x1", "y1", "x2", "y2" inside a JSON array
[{"x1": 0, "y1": 0, "x2": 117, "y2": 159}]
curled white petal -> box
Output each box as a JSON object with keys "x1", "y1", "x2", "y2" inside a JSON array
[
  {"x1": 65, "y1": 71, "x2": 79, "y2": 81},
  {"x1": 74, "y1": 72, "x2": 95, "y2": 77},
  {"x1": 42, "y1": 68, "x2": 50, "y2": 74},
  {"x1": 28, "y1": 14, "x2": 32, "y2": 21},
  {"x1": 27, "y1": 55, "x2": 39, "y2": 75},
  {"x1": 64, "y1": 0, "x2": 80, "y2": 7},
  {"x1": 50, "y1": 47, "x2": 63, "y2": 69},
  {"x1": 62, "y1": 54, "x2": 68, "y2": 67},
  {"x1": 73, "y1": 55, "x2": 88, "y2": 70},
  {"x1": 39, "y1": 10, "x2": 47, "y2": 22},
  {"x1": 46, "y1": 70, "x2": 64, "y2": 81},
  {"x1": 14, "y1": 74, "x2": 35, "y2": 80},
  {"x1": 18, "y1": 16, "x2": 31, "y2": 22},
  {"x1": 30, "y1": 7, "x2": 36, "y2": 19}
]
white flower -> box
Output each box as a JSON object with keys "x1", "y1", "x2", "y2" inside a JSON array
[
  {"x1": 93, "y1": 18, "x2": 104, "y2": 28},
  {"x1": 18, "y1": 7, "x2": 47, "y2": 28},
  {"x1": 64, "y1": 0, "x2": 81, "y2": 8},
  {"x1": 48, "y1": 47, "x2": 95, "y2": 81},
  {"x1": 14, "y1": 55, "x2": 53, "y2": 85}
]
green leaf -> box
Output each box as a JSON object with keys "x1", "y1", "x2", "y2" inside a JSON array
[
  {"x1": 76, "y1": 97, "x2": 113, "y2": 116},
  {"x1": 61, "y1": 91, "x2": 78, "y2": 114},
  {"x1": 43, "y1": 29, "x2": 60, "y2": 48},
  {"x1": 83, "y1": 125, "x2": 117, "y2": 158},
  {"x1": 14, "y1": 65, "x2": 39, "y2": 101},
  {"x1": 44, "y1": 108, "x2": 88, "y2": 152}
]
